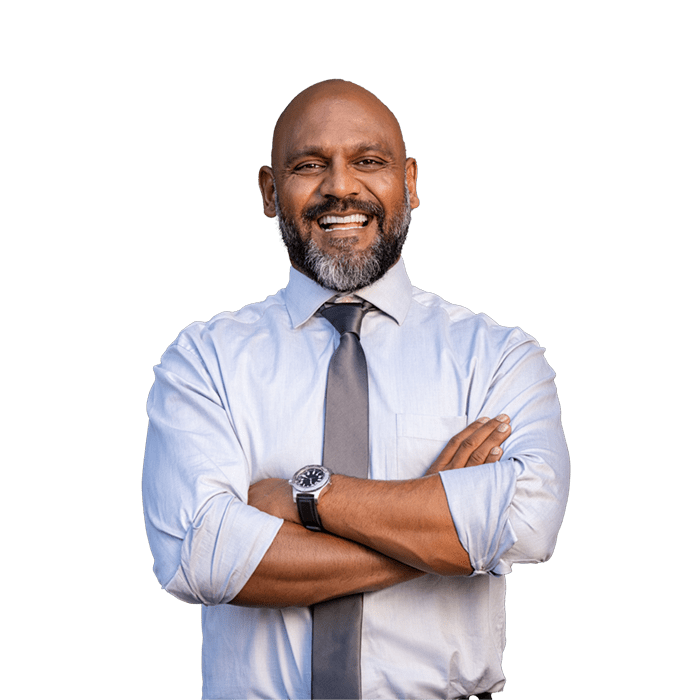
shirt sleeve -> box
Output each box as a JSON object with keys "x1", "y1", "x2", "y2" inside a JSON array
[
  {"x1": 142, "y1": 337, "x2": 283, "y2": 605},
  {"x1": 439, "y1": 333, "x2": 570, "y2": 576}
]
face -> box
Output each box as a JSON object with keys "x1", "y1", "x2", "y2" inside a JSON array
[{"x1": 260, "y1": 86, "x2": 419, "y2": 292}]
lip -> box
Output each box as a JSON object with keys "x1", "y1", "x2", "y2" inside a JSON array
[{"x1": 322, "y1": 229, "x2": 365, "y2": 240}]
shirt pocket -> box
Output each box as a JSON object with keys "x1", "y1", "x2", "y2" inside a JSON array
[{"x1": 395, "y1": 413, "x2": 468, "y2": 480}]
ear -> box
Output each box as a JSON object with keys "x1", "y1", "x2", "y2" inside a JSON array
[
  {"x1": 258, "y1": 166, "x2": 277, "y2": 218},
  {"x1": 405, "y1": 158, "x2": 420, "y2": 210}
]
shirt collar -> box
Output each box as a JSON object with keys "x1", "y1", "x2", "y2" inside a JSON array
[{"x1": 285, "y1": 258, "x2": 413, "y2": 329}]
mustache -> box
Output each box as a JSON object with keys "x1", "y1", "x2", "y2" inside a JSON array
[{"x1": 301, "y1": 197, "x2": 384, "y2": 223}]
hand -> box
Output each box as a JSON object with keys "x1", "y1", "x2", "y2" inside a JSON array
[
  {"x1": 248, "y1": 478, "x2": 301, "y2": 524},
  {"x1": 424, "y1": 415, "x2": 511, "y2": 476}
]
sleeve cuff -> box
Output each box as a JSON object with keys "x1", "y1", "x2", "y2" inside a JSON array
[
  {"x1": 163, "y1": 498, "x2": 284, "y2": 606},
  {"x1": 439, "y1": 461, "x2": 520, "y2": 576}
]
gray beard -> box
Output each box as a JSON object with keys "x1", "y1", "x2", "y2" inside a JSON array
[{"x1": 275, "y1": 185, "x2": 411, "y2": 293}]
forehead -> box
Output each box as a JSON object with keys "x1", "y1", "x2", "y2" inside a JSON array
[{"x1": 273, "y1": 92, "x2": 405, "y2": 169}]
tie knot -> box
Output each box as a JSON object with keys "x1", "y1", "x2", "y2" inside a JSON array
[{"x1": 320, "y1": 302, "x2": 368, "y2": 337}]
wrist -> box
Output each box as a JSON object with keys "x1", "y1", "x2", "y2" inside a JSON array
[
  {"x1": 315, "y1": 473, "x2": 353, "y2": 535},
  {"x1": 289, "y1": 465, "x2": 332, "y2": 532}
]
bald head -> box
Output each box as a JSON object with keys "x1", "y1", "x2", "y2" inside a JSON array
[{"x1": 270, "y1": 80, "x2": 406, "y2": 173}]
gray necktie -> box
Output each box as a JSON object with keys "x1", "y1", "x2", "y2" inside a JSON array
[{"x1": 312, "y1": 301, "x2": 371, "y2": 700}]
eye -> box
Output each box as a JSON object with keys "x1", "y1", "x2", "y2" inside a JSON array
[
  {"x1": 355, "y1": 158, "x2": 385, "y2": 168},
  {"x1": 294, "y1": 161, "x2": 325, "y2": 172}
]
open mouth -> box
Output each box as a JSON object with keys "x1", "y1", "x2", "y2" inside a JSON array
[{"x1": 318, "y1": 214, "x2": 370, "y2": 232}]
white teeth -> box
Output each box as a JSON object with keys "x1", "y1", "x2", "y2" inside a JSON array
[{"x1": 318, "y1": 214, "x2": 369, "y2": 226}]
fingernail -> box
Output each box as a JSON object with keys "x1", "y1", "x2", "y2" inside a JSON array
[
  {"x1": 490, "y1": 447, "x2": 501, "y2": 455},
  {"x1": 477, "y1": 417, "x2": 490, "y2": 423},
  {"x1": 496, "y1": 414, "x2": 509, "y2": 422},
  {"x1": 497, "y1": 423, "x2": 510, "y2": 432}
]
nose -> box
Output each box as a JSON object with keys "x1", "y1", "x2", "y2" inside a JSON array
[{"x1": 318, "y1": 160, "x2": 361, "y2": 200}]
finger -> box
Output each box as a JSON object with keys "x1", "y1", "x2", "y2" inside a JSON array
[
  {"x1": 430, "y1": 416, "x2": 493, "y2": 470},
  {"x1": 464, "y1": 420, "x2": 511, "y2": 467},
  {"x1": 483, "y1": 445, "x2": 503, "y2": 464},
  {"x1": 449, "y1": 416, "x2": 510, "y2": 469}
]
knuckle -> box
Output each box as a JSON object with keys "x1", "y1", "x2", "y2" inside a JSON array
[
  {"x1": 460, "y1": 436, "x2": 479, "y2": 451},
  {"x1": 469, "y1": 450, "x2": 488, "y2": 464}
]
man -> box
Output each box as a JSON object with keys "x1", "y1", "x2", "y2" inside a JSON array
[{"x1": 143, "y1": 79, "x2": 569, "y2": 699}]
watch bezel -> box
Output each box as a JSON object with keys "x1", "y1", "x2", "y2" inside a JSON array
[{"x1": 289, "y1": 465, "x2": 332, "y2": 500}]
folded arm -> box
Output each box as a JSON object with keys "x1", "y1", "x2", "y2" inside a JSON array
[{"x1": 241, "y1": 415, "x2": 512, "y2": 605}]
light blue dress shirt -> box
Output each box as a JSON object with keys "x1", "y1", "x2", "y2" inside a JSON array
[{"x1": 143, "y1": 259, "x2": 569, "y2": 699}]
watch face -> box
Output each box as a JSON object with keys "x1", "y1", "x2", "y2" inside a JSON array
[{"x1": 292, "y1": 466, "x2": 329, "y2": 492}]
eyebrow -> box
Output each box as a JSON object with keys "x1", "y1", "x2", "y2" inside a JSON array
[{"x1": 283, "y1": 142, "x2": 394, "y2": 168}]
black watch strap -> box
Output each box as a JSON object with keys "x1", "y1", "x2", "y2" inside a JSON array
[{"x1": 296, "y1": 494, "x2": 324, "y2": 532}]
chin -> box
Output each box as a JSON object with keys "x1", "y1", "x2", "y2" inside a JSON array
[
  {"x1": 303, "y1": 242, "x2": 388, "y2": 292},
  {"x1": 318, "y1": 235, "x2": 365, "y2": 254}
]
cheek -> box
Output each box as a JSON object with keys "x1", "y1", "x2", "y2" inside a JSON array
[
  {"x1": 279, "y1": 199, "x2": 313, "y2": 233},
  {"x1": 279, "y1": 178, "x2": 317, "y2": 204},
  {"x1": 367, "y1": 175, "x2": 406, "y2": 207}
]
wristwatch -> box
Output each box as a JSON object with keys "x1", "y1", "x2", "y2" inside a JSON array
[{"x1": 289, "y1": 465, "x2": 332, "y2": 532}]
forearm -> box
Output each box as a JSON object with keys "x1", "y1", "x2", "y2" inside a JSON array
[
  {"x1": 230, "y1": 521, "x2": 424, "y2": 608},
  {"x1": 317, "y1": 474, "x2": 473, "y2": 576}
]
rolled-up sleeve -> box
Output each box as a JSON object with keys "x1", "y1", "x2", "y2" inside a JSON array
[
  {"x1": 440, "y1": 334, "x2": 570, "y2": 576},
  {"x1": 142, "y1": 339, "x2": 283, "y2": 605}
]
